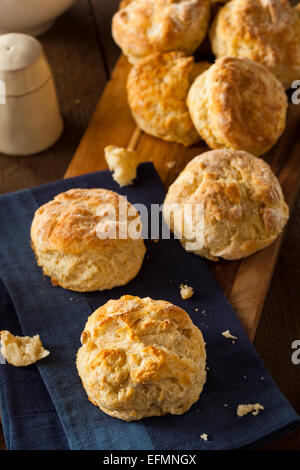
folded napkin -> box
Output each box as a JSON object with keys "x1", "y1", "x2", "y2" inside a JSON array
[{"x1": 0, "y1": 163, "x2": 299, "y2": 450}]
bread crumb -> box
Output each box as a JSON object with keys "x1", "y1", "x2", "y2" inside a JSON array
[
  {"x1": 195, "y1": 307, "x2": 199, "y2": 312},
  {"x1": 180, "y1": 284, "x2": 194, "y2": 300},
  {"x1": 166, "y1": 161, "x2": 176, "y2": 169},
  {"x1": 222, "y1": 330, "x2": 238, "y2": 340},
  {"x1": 0, "y1": 330, "x2": 50, "y2": 367},
  {"x1": 104, "y1": 145, "x2": 139, "y2": 187},
  {"x1": 200, "y1": 433, "x2": 208, "y2": 441},
  {"x1": 237, "y1": 403, "x2": 264, "y2": 417}
]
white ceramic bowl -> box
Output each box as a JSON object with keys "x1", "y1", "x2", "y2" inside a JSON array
[{"x1": 0, "y1": 0, "x2": 75, "y2": 36}]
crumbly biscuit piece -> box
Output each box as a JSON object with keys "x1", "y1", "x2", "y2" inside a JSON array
[
  {"x1": 105, "y1": 145, "x2": 139, "y2": 187},
  {"x1": 222, "y1": 330, "x2": 237, "y2": 340},
  {"x1": 31, "y1": 189, "x2": 146, "y2": 292},
  {"x1": 163, "y1": 149, "x2": 289, "y2": 261},
  {"x1": 0, "y1": 330, "x2": 49, "y2": 367},
  {"x1": 180, "y1": 284, "x2": 194, "y2": 300},
  {"x1": 187, "y1": 57, "x2": 287, "y2": 156},
  {"x1": 237, "y1": 403, "x2": 264, "y2": 417},
  {"x1": 127, "y1": 51, "x2": 210, "y2": 146},
  {"x1": 210, "y1": 0, "x2": 300, "y2": 89},
  {"x1": 112, "y1": 0, "x2": 210, "y2": 64},
  {"x1": 77, "y1": 295, "x2": 206, "y2": 421}
]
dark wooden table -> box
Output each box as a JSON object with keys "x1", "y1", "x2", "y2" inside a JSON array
[{"x1": 0, "y1": 0, "x2": 300, "y2": 450}]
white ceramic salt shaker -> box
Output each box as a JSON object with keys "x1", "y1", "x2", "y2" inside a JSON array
[{"x1": 0, "y1": 33, "x2": 63, "y2": 156}]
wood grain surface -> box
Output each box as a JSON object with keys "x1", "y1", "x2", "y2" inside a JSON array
[{"x1": 0, "y1": 0, "x2": 300, "y2": 450}]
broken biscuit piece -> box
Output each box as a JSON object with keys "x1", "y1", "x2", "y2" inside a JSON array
[
  {"x1": 180, "y1": 284, "x2": 194, "y2": 300},
  {"x1": 237, "y1": 403, "x2": 264, "y2": 417},
  {"x1": 0, "y1": 330, "x2": 50, "y2": 367},
  {"x1": 104, "y1": 145, "x2": 139, "y2": 187},
  {"x1": 222, "y1": 330, "x2": 238, "y2": 340}
]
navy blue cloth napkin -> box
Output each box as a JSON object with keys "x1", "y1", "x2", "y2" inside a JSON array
[{"x1": 0, "y1": 163, "x2": 299, "y2": 450}]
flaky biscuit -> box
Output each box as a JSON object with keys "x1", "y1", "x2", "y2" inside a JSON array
[
  {"x1": 76, "y1": 295, "x2": 206, "y2": 421},
  {"x1": 163, "y1": 149, "x2": 289, "y2": 261},
  {"x1": 31, "y1": 189, "x2": 146, "y2": 292},
  {"x1": 112, "y1": 0, "x2": 210, "y2": 64},
  {"x1": 127, "y1": 51, "x2": 210, "y2": 146},
  {"x1": 0, "y1": 331, "x2": 50, "y2": 367},
  {"x1": 187, "y1": 57, "x2": 287, "y2": 156},
  {"x1": 210, "y1": 0, "x2": 300, "y2": 89}
]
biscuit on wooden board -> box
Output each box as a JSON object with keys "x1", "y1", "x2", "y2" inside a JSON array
[
  {"x1": 187, "y1": 57, "x2": 287, "y2": 156},
  {"x1": 127, "y1": 51, "x2": 210, "y2": 146},
  {"x1": 163, "y1": 149, "x2": 289, "y2": 261},
  {"x1": 112, "y1": 0, "x2": 210, "y2": 64},
  {"x1": 210, "y1": 0, "x2": 300, "y2": 89}
]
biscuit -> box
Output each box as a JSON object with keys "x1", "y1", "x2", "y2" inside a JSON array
[
  {"x1": 127, "y1": 51, "x2": 211, "y2": 146},
  {"x1": 163, "y1": 149, "x2": 289, "y2": 261},
  {"x1": 112, "y1": 0, "x2": 211, "y2": 64},
  {"x1": 76, "y1": 295, "x2": 206, "y2": 421},
  {"x1": 187, "y1": 57, "x2": 287, "y2": 156},
  {"x1": 0, "y1": 331, "x2": 49, "y2": 367},
  {"x1": 105, "y1": 145, "x2": 139, "y2": 187},
  {"x1": 210, "y1": 0, "x2": 300, "y2": 89},
  {"x1": 31, "y1": 189, "x2": 146, "y2": 292}
]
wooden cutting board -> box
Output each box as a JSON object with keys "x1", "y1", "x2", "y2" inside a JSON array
[{"x1": 65, "y1": 54, "x2": 300, "y2": 341}]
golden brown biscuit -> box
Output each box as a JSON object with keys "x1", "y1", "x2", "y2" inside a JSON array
[
  {"x1": 187, "y1": 57, "x2": 287, "y2": 156},
  {"x1": 210, "y1": 0, "x2": 300, "y2": 89},
  {"x1": 127, "y1": 51, "x2": 211, "y2": 146},
  {"x1": 112, "y1": 0, "x2": 210, "y2": 64},
  {"x1": 31, "y1": 189, "x2": 146, "y2": 292},
  {"x1": 163, "y1": 149, "x2": 289, "y2": 261},
  {"x1": 76, "y1": 295, "x2": 206, "y2": 421}
]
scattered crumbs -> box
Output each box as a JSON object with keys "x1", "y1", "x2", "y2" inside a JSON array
[
  {"x1": 206, "y1": 366, "x2": 210, "y2": 371},
  {"x1": 200, "y1": 433, "x2": 208, "y2": 441},
  {"x1": 201, "y1": 310, "x2": 206, "y2": 314},
  {"x1": 261, "y1": 377, "x2": 264, "y2": 381},
  {"x1": 232, "y1": 340, "x2": 235, "y2": 345},
  {"x1": 237, "y1": 403, "x2": 264, "y2": 418},
  {"x1": 74, "y1": 99, "x2": 81, "y2": 105},
  {"x1": 222, "y1": 330, "x2": 238, "y2": 340},
  {"x1": 180, "y1": 284, "x2": 194, "y2": 300},
  {"x1": 224, "y1": 404, "x2": 228, "y2": 407},
  {"x1": 195, "y1": 307, "x2": 199, "y2": 312},
  {"x1": 243, "y1": 376, "x2": 247, "y2": 379},
  {"x1": 166, "y1": 161, "x2": 176, "y2": 169},
  {"x1": 153, "y1": 239, "x2": 159, "y2": 243},
  {"x1": 69, "y1": 297, "x2": 73, "y2": 301}
]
